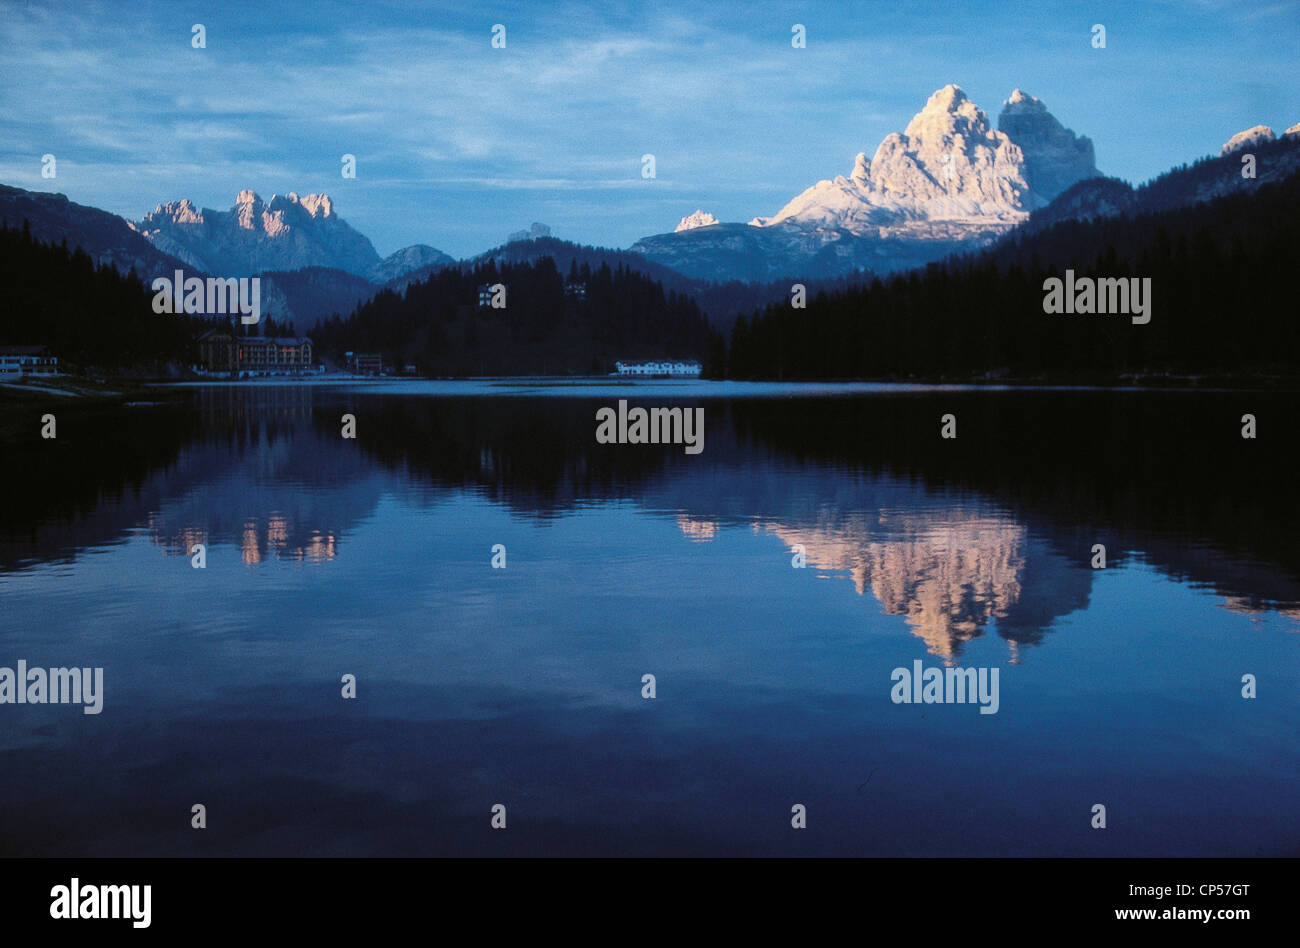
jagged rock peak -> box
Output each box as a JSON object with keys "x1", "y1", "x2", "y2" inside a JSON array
[
  {"x1": 294, "y1": 192, "x2": 334, "y2": 217},
  {"x1": 850, "y1": 153, "x2": 871, "y2": 186},
  {"x1": 750, "y1": 84, "x2": 1034, "y2": 232},
  {"x1": 134, "y1": 189, "x2": 379, "y2": 277},
  {"x1": 903, "y1": 83, "x2": 990, "y2": 139},
  {"x1": 675, "y1": 210, "x2": 720, "y2": 232},
  {"x1": 150, "y1": 198, "x2": 203, "y2": 224}
]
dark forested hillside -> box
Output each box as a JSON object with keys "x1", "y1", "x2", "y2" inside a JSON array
[
  {"x1": 0, "y1": 183, "x2": 191, "y2": 279},
  {"x1": 0, "y1": 220, "x2": 205, "y2": 371},
  {"x1": 724, "y1": 168, "x2": 1300, "y2": 381},
  {"x1": 313, "y1": 256, "x2": 714, "y2": 375},
  {"x1": 460, "y1": 235, "x2": 877, "y2": 328}
]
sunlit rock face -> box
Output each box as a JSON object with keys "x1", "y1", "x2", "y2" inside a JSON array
[
  {"x1": 751, "y1": 85, "x2": 1033, "y2": 233},
  {"x1": 134, "y1": 190, "x2": 382, "y2": 277}
]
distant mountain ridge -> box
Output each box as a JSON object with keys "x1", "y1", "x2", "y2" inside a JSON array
[
  {"x1": 5, "y1": 92, "x2": 1298, "y2": 334},
  {"x1": 0, "y1": 184, "x2": 191, "y2": 277},
  {"x1": 0, "y1": 184, "x2": 458, "y2": 332},
  {"x1": 134, "y1": 190, "x2": 384, "y2": 278}
]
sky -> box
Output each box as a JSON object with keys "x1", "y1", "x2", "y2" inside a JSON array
[{"x1": 1, "y1": 0, "x2": 1297, "y2": 259}]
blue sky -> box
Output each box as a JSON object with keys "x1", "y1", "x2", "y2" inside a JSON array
[{"x1": 1, "y1": 0, "x2": 1296, "y2": 258}]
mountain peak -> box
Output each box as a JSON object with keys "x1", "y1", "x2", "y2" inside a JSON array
[
  {"x1": 997, "y1": 91, "x2": 1099, "y2": 204},
  {"x1": 751, "y1": 85, "x2": 1028, "y2": 234},
  {"x1": 279, "y1": 192, "x2": 334, "y2": 218},
  {"x1": 675, "y1": 210, "x2": 720, "y2": 232},
  {"x1": 748, "y1": 85, "x2": 1102, "y2": 239},
  {"x1": 1003, "y1": 89, "x2": 1047, "y2": 113},
  {"x1": 1221, "y1": 125, "x2": 1276, "y2": 155},
  {"x1": 366, "y1": 243, "x2": 455, "y2": 284},
  {"x1": 903, "y1": 84, "x2": 991, "y2": 143},
  {"x1": 135, "y1": 189, "x2": 379, "y2": 277},
  {"x1": 150, "y1": 198, "x2": 203, "y2": 225},
  {"x1": 925, "y1": 84, "x2": 969, "y2": 111}
]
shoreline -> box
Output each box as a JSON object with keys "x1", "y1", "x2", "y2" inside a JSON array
[{"x1": 6, "y1": 374, "x2": 1300, "y2": 400}]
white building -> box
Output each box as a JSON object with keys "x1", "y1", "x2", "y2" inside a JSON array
[
  {"x1": 0, "y1": 345, "x2": 58, "y2": 376},
  {"x1": 614, "y1": 360, "x2": 701, "y2": 377}
]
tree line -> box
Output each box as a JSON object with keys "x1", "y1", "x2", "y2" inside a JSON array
[
  {"x1": 0, "y1": 219, "x2": 206, "y2": 373},
  {"x1": 721, "y1": 168, "x2": 1300, "y2": 381},
  {"x1": 313, "y1": 256, "x2": 713, "y2": 375}
]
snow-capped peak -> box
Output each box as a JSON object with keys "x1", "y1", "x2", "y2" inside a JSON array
[
  {"x1": 742, "y1": 84, "x2": 1102, "y2": 260},
  {"x1": 675, "y1": 210, "x2": 720, "y2": 232}
]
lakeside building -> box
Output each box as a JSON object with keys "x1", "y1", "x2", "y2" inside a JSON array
[
  {"x1": 0, "y1": 345, "x2": 59, "y2": 376},
  {"x1": 198, "y1": 330, "x2": 314, "y2": 376},
  {"x1": 614, "y1": 360, "x2": 702, "y2": 377},
  {"x1": 345, "y1": 351, "x2": 383, "y2": 375}
]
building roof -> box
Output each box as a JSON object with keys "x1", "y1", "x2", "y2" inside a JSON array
[
  {"x1": 616, "y1": 358, "x2": 700, "y2": 365},
  {"x1": 200, "y1": 331, "x2": 311, "y2": 345},
  {"x1": 0, "y1": 345, "x2": 51, "y2": 355}
]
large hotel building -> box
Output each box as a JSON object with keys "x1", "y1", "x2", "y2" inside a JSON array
[{"x1": 198, "y1": 329, "x2": 314, "y2": 375}]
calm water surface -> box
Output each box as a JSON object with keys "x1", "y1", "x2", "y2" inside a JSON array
[{"x1": 1, "y1": 381, "x2": 1296, "y2": 856}]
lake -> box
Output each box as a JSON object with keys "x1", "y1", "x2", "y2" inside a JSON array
[{"x1": 1, "y1": 380, "x2": 1296, "y2": 856}]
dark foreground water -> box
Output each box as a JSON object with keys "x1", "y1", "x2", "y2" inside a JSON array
[{"x1": 0, "y1": 381, "x2": 1296, "y2": 856}]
